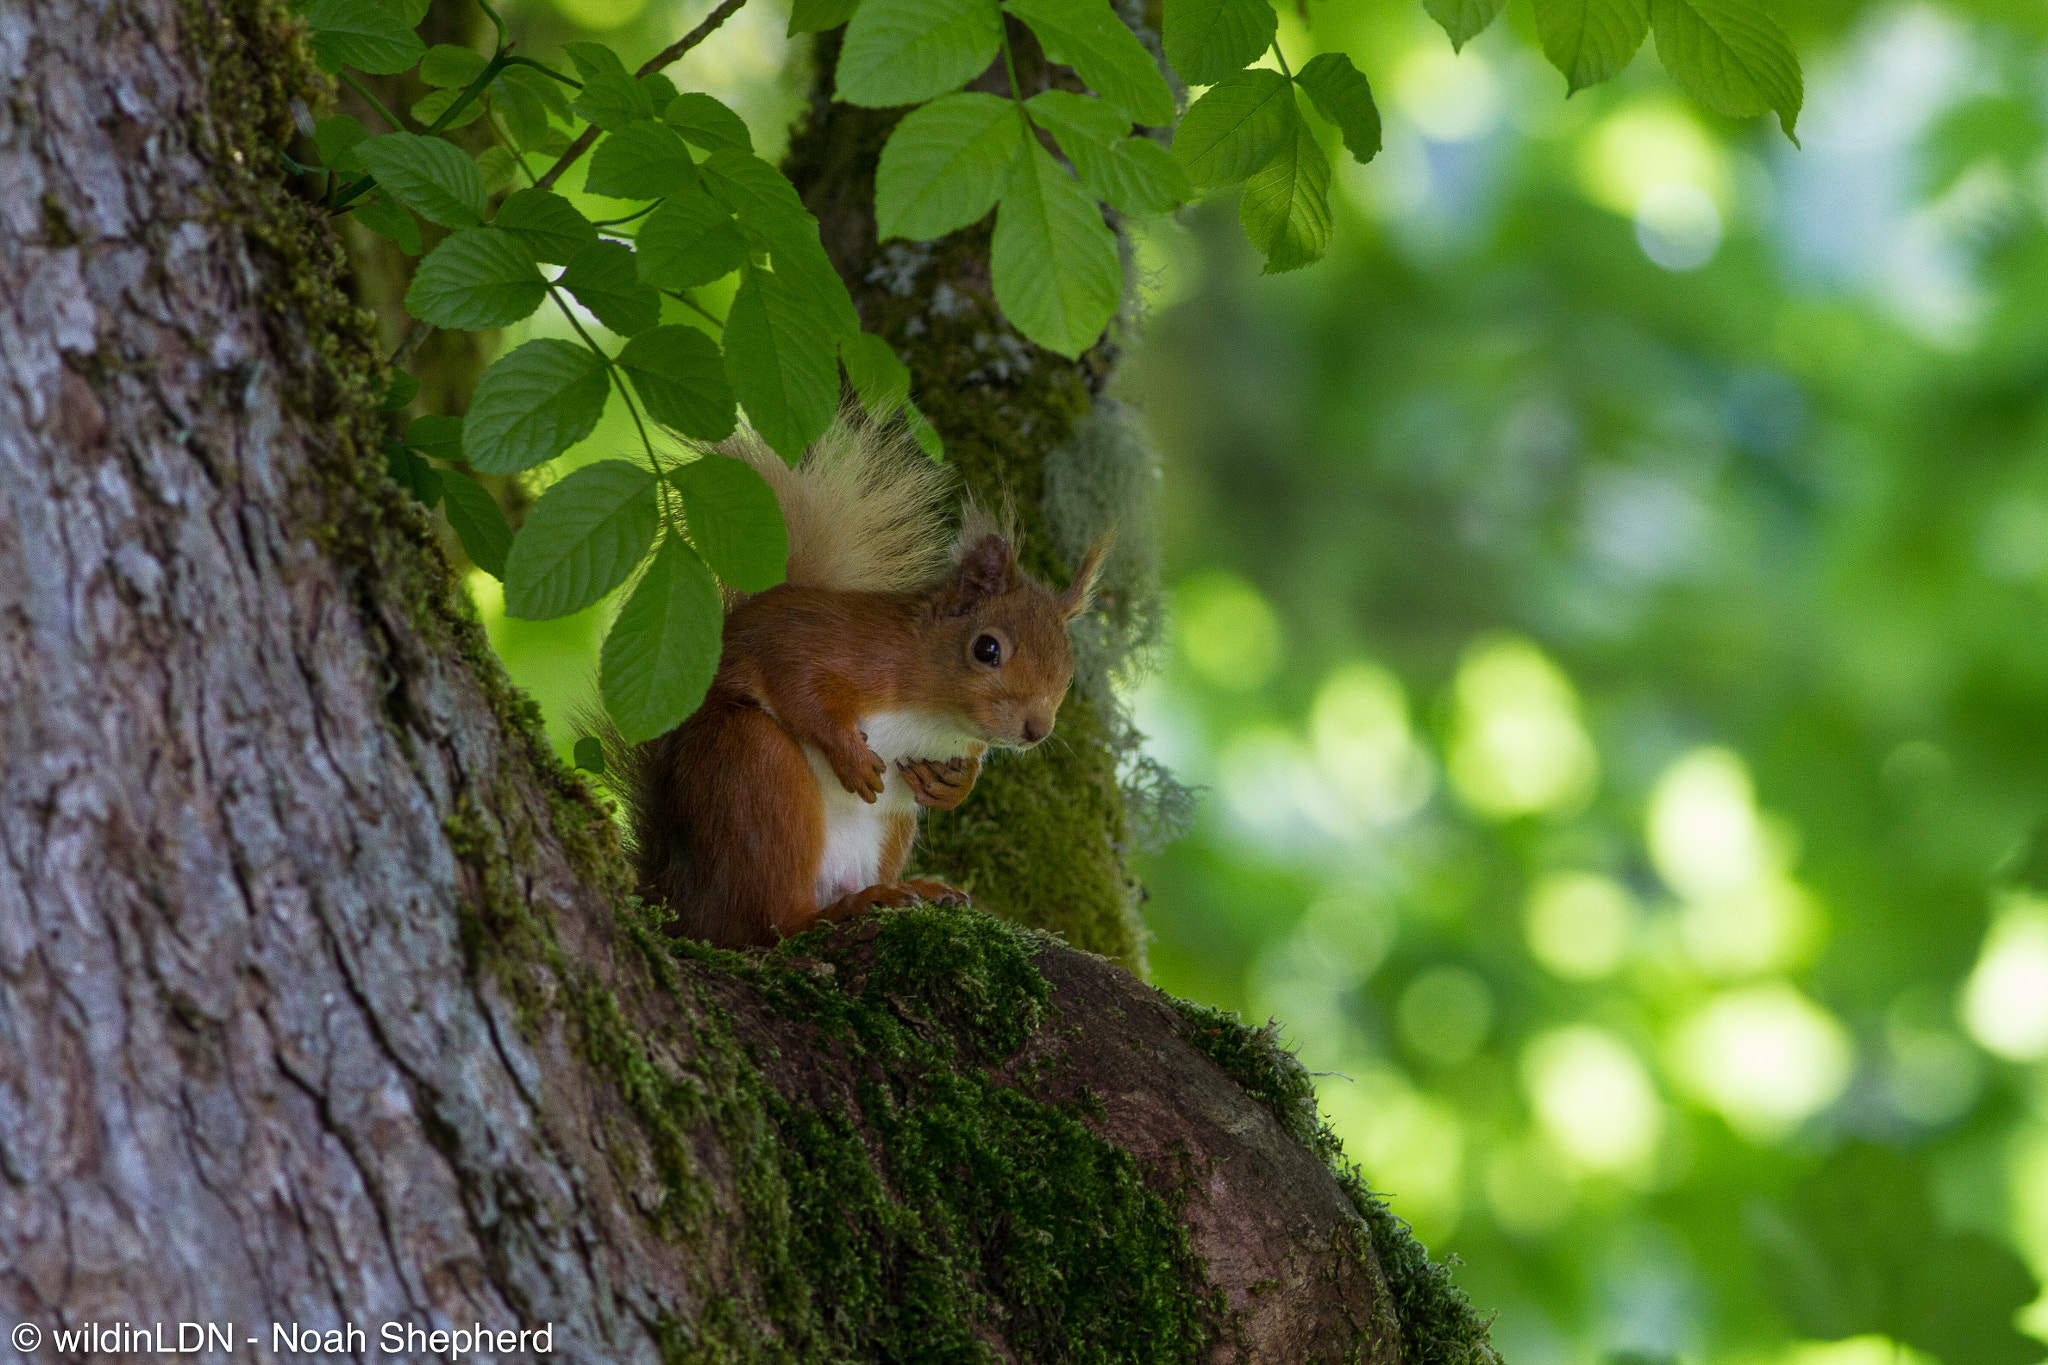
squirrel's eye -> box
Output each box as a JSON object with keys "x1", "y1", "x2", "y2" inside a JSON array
[{"x1": 973, "y1": 634, "x2": 1002, "y2": 667}]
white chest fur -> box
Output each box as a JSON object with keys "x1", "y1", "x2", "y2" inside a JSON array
[{"x1": 803, "y1": 709, "x2": 984, "y2": 909}]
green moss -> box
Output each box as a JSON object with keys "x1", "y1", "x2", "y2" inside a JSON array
[
  {"x1": 914, "y1": 694, "x2": 1145, "y2": 965},
  {"x1": 576, "y1": 906, "x2": 1225, "y2": 1362},
  {"x1": 1168, "y1": 999, "x2": 1503, "y2": 1365}
]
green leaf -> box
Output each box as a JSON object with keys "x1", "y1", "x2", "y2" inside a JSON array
[
  {"x1": 464, "y1": 339, "x2": 612, "y2": 475},
  {"x1": 1003, "y1": 0, "x2": 1173, "y2": 127},
  {"x1": 495, "y1": 72, "x2": 553, "y2": 147},
  {"x1": 355, "y1": 133, "x2": 487, "y2": 228},
  {"x1": 1170, "y1": 67, "x2": 1295, "y2": 189},
  {"x1": 723, "y1": 266, "x2": 839, "y2": 462},
  {"x1": 385, "y1": 441, "x2": 444, "y2": 507},
  {"x1": 1533, "y1": 0, "x2": 1650, "y2": 93},
  {"x1": 904, "y1": 396, "x2": 944, "y2": 459},
  {"x1": 641, "y1": 73, "x2": 680, "y2": 109},
  {"x1": 303, "y1": 0, "x2": 425, "y2": 75},
  {"x1": 573, "y1": 735, "x2": 607, "y2": 774},
  {"x1": 1293, "y1": 52, "x2": 1382, "y2": 165},
  {"x1": 993, "y1": 138, "x2": 1121, "y2": 358},
  {"x1": 585, "y1": 121, "x2": 700, "y2": 200},
  {"x1": 441, "y1": 472, "x2": 514, "y2": 578},
  {"x1": 405, "y1": 229, "x2": 547, "y2": 330},
  {"x1": 560, "y1": 241, "x2": 661, "y2": 336},
  {"x1": 381, "y1": 370, "x2": 420, "y2": 411},
  {"x1": 504, "y1": 459, "x2": 661, "y2": 620},
  {"x1": 664, "y1": 93, "x2": 754, "y2": 153},
  {"x1": 476, "y1": 146, "x2": 520, "y2": 194},
  {"x1": 674, "y1": 454, "x2": 789, "y2": 591},
  {"x1": 836, "y1": 0, "x2": 1004, "y2": 108},
  {"x1": 1423, "y1": 0, "x2": 1506, "y2": 51},
  {"x1": 502, "y1": 62, "x2": 575, "y2": 128},
  {"x1": 566, "y1": 41, "x2": 656, "y2": 129},
  {"x1": 491, "y1": 188, "x2": 599, "y2": 265},
  {"x1": 409, "y1": 87, "x2": 487, "y2": 129},
  {"x1": 313, "y1": 114, "x2": 370, "y2": 174},
  {"x1": 617, "y1": 326, "x2": 739, "y2": 439},
  {"x1": 1239, "y1": 94, "x2": 1329, "y2": 272},
  {"x1": 1161, "y1": 0, "x2": 1275, "y2": 86},
  {"x1": 601, "y1": 536, "x2": 724, "y2": 743},
  {"x1": 698, "y1": 149, "x2": 813, "y2": 239},
  {"x1": 403, "y1": 413, "x2": 464, "y2": 460},
  {"x1": 874, "y1": 92, "x2": 1021, "y2": 241},
  {"x1": 700, "y1": 151, "x2": 862, "y2": 340},
  {"x1": 636, "y1": 187, "x2": 751, "y2": 291},
  {"x1": 353, "y1": 192, "x2": 422, "y2": 254},
  {"x1": 1027, "y1": 91, "x2": 1190, "y2": 215},
  {"x1": 789, "y1": 0, "x2": 860, "y2": 34},
  {"x1": 1650, "y1": 0, "x2": 1802, "y2": 141},
  {"x1": 419, "y1": 43, "x2": 488, "y2": 87},
  {"x1": 840, "y1": 332, "x2": 910, "y2": 418}
]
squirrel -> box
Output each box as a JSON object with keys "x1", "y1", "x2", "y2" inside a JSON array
[{"x1": 608, "y1": 417, "x2": 1107, "y2": 949}]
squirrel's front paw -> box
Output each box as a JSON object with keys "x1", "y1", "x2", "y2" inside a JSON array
[
  {"x1": 830, "y1": 740, "x2": 887, "y2": 803},
  {"x1": 898, "y1": 755, "x2": 978, "y2": 810}
]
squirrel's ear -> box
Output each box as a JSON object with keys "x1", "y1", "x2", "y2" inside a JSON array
[
  {"x1": 1057, "y1": 533, "x2": 1112, "y2": 620},
  {"x1": 944, "y1": 533, "x2": 1016, "y2": 615}
]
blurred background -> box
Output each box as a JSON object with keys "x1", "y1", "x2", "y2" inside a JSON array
[{"x1": 457, "y1": 0, "x2": 2048, "y2": 1360}]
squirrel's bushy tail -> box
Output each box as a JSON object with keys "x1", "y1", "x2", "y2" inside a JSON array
[{"x1": 714, "y1": 414, "x2": 954, "y2": 598}]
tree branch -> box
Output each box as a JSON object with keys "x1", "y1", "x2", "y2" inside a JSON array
[{"x1": 533, "y1": 0, "x2": 749, "y2": 192}]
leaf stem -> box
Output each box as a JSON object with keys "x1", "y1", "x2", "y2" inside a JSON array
[
  {"x1": 427, "y1": 51, "x2": 514, "y2": 137},
  {"x1": 547, "y1": 288, "x2": 673, "y2": 503},
  {"x1": 340, "y1": 71, "x2": 405, "y2": 133},
  {"x1": 662, "y1": 289, "x2": 724, "y2": 327},
  {"x1": 483, "y1": 102, "x2": 540, "y2": 188},
  {"x1": 503, "y1": 55, "x2": 582, "y2": 88},
  {"x1": 534, "y1": 0, "x2": 749, "y2": 192},
  {"x1": 1269, "y1": 40, "x2": 1293, "y2": 79},
  {"x1": 591, "y1": 202, "x2": 661, "y2": 228}
]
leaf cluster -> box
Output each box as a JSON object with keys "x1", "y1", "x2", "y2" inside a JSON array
[{"x1": 296, "y1": 0, "x2": 938, "y2": 743}]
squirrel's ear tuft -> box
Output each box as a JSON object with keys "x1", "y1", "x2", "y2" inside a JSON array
[
  {"x1": 944, "y1": 533, "x2": 1016, "y2": 615},
  {"x1": 1057, "y1": 533, "x2": 1112, "y2": 620}
]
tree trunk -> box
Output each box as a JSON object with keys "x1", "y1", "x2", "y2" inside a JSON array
[{"x1": 0, "y1": 0, "x2": 1488, "y2": 1359}]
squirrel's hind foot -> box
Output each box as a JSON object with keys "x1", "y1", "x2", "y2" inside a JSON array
[{"x1": 820, "y1": 879, "x2": 971, "y2": 923}]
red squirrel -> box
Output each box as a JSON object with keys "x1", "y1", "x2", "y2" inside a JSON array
[{"x1": 616, "y1": 418, "x2": 1106, "y2": 949}]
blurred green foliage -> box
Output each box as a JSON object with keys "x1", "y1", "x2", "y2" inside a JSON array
[
  {"x1": 1122, "y1": 2, "x2": 2048, "y2": 1362},
  {"x1": 467, "y1": 0, "x2": 2048, "y2": 1361}
]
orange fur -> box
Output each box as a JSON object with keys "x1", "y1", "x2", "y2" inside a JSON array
[{"x1": 628, "y1": 420, "x2": 1099, "y2": 947}]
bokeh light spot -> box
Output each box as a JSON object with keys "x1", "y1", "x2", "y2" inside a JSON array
[
  {"x1": 1960, "y1": 893, "x2": 2048, "y2": 1060},
  {"x1": 552, "y1": 0, "x2": 648, "y2": 31},
  {"x1": 1578, "y1": 102, "x2": 1728, "y2": 216},
  {"x1": 1392, "y1": 44, "x2": 1500, "y2": 143},
  {"x1": 1522, "y1": 1026, "x2": 1664, "y2": 1173},
  {"x1": 1311, "y1": 661, "x2": 1434, "y2": 826},
  {"x1": 1670, "y1": 984, "x2": 1853, "y2": 1140},
  {"x1": 1636, "y1": 182, "x2": 1724, "y2": 271},
  {"x1": 1176, "y1": 571, "x2": 1282, "y2": 691},
  {"x1": 1649, "y1": 748, "x2": 1765, "y2": 899},
  {"x1": 1446, "y1": 637, "x2": 1599, "y2": 819},
  {"x1": 1525, "y1": 871, "x2": 1638, "y2": 980},
  {"x1": 1398, "y1": 965, "x2": 1495, "y2": 1065}
]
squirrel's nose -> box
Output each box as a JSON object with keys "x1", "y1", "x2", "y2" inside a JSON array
[{"x1": 1022, "y1": 717, "x2": 1046, "y2": 745}]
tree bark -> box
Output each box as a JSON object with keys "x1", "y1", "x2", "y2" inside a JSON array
[{"x1": 0, "y1": 0, "x2": 1473, "y2": 1359}]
